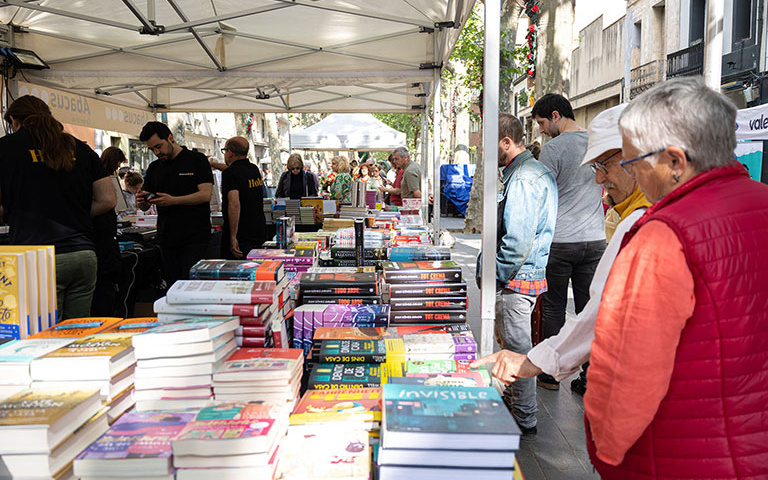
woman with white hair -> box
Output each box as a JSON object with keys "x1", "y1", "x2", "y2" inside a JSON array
[{"x1": 584, "y1": 77, "x2": 768, "y2": 478}]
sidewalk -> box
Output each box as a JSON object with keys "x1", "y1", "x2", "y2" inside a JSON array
[{"x1": 447, "y1": 218, "x2": 600, "y2": 480}]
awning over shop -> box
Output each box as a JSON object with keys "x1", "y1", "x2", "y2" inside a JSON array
[
  {"x1": 290, "y1": 113, "x2": 405, "y2": 151},
  {"x1": 2, "y1": 0, "x2": 473, "y2": 113}
]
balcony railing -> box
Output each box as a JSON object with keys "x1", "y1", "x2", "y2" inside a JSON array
[
  {"x1": 630, "y1": 60, "x2": 666, "y2": 99},
  {"x1": 666, "y1": 43, "x2": 704, "y2": 78}
]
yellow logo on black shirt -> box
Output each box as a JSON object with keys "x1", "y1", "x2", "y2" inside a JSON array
[
  {"x1": 248, "y1": 178, "x2": 263, "y2": 189},
  {"x1": 28, "y1": 150, "x2": 76, "y2": 163}
]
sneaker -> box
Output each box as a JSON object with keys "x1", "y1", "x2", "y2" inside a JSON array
[
  {"x1": 537, "y1": 373, "x2": 560, "y2": 390},
  {"x1": 570, "y1": 377, "x2": 587, "y2": 396},
  {"x1": 520, "y1": 424, "x2": 538, "y2": 436}
]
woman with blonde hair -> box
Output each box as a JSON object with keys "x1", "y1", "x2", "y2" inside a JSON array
[
  {"x1": 0, "y1": 95, "x2": 115, "y2": 320},
  {"x1": 329, "y1": 155, "x2": 353, "y2": 203}
]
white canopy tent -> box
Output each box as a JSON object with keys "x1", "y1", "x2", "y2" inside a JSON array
[
  {"x1": 0, "y1": 0, "x2": 472, "y2": 113},
  {"x1": 290, "y1": 113, "x2": 405, "y2": 151}
]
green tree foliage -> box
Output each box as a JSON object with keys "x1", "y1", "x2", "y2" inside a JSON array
[{"x1": 372, "y1": 113, "x2": 422, "y2": 159}]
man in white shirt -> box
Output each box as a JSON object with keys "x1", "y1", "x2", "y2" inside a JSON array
[{"x1": 471, "y1": 103, "x2": 652, "y2": 386}]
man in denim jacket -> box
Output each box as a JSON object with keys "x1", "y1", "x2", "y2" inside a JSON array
[{"x1": 478, "y1": 113, "x2": 557, "y2": 434}]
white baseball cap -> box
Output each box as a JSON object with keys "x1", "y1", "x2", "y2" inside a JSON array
[{"x1": 580, "y1": 103, "x2": 629, "y2": 166}]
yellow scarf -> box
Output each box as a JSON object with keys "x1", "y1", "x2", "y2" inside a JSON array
[{"x1": 613, "y1": 187, "x2": 651, "y2": 224}]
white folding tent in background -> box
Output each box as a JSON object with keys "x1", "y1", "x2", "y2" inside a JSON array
[{"x1": 290, "y1": 113, "x2": 406, "y2": 152}]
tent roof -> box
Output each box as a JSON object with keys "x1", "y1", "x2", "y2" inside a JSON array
[
  {"x1": 1, "y1": 0, "x2": 473, "y2": 113},
  {"x1": 290, "y1": 113, "x2": 406, "y2": 151}
]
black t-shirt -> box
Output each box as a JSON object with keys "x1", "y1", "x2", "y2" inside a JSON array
[
  {"x1": 221, "y1": 158, "x2": 267, "y2": 245},
  {"x1": 0, "y1": 128, "x2": 106, "y2": 253},
  {"x1": 143, "y1": 147, "x2": 213, "y2": 246},
  {"x1": 289, "y1": 172, "x2": 304, "y2": 199}
]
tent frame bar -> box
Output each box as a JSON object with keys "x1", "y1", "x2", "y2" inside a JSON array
[
  {"x1": 166, "y1": 0, "x2": 224, "y2": 71},
  {"x1": 162, "y1": 4, "x2": 295, "y2": 33},
  {"x1": 0, "y1": 0, "x2": 139, "y2": 31},
  {"x1": 121, "y1": 0, "x2": 156, "y2": 33}
]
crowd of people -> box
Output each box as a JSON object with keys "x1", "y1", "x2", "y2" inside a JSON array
[{"x1": 471, "y1": 77, "x2": 768, "y2": 478}]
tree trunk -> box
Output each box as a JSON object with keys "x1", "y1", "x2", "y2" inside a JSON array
[
  {"x1": 463, "y1": 0, "x2": 523, "y2": 234},
  {"x1": 266, "y1": 115, "x2": 284, "y2": 189},
  {"x1": 536, "y1": 0, "x2": 575, "y2": 98}
]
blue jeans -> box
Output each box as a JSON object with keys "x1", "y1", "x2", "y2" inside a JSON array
[
  {"x1": 495, "y1": 289, "x2": 538, "y2": 429},
  {"x1": 56, "y1": 249, "x2": 97, "y2": 321},
  {"x1": 541, "y1": 241, "x2": 605, "y2": 339}
]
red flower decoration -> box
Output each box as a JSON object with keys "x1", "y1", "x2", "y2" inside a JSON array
[
  {"x1": 531, "y1": 5, "x2": 539, "y2": 13},
  {"x1": 529, "y1": 24, "x2": 536, "y2": 32}
]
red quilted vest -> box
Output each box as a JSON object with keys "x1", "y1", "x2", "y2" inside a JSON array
[{"x1": 586, "y1": 164, "x2": 768, "y2": 479}]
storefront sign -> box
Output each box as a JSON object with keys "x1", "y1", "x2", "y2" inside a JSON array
[
  {"x1": 17, "y1": 82, "x2": 154, "y2": 136},
  {"x1": 736, "y1": 102, "x2": 768, "y2": 141}
]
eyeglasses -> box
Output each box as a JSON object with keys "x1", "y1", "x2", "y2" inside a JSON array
[
  {"x1": 220, "y1": 147, "x2": 229, "y2": 153},
  {"x1": 619, "y1": 148, "x2": 666, "y2": 175},
  {"x1": 589, "y1": 150, "x2": 621, "y2": 174},
  {"x1": 289, "y1": 167, "x2": 302, "y2": 171}
]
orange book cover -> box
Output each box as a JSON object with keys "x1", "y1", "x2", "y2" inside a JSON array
[
  {"x1": 103, "y1": 317, "x2": 163, "y2": 334},
  {"x1": 29, "y1": 317, "x2": 123, "y2": 339}
]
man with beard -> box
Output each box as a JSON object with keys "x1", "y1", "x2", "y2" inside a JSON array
[
  {"x1": 137, "y1": 121, "x2": 213, "y2": 286},
  {"x1": 476, "y1": 113, "x2": 558, "y2": 435}
]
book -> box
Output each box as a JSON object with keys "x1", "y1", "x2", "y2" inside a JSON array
[
  {"x1": 246, "y1": 248, "x2": 315, "y2": 265},
  {"x1": 389, "y1": 372, "x2": 488, "y2": 387},
  {"x1": 153, "y1": 297, "x2": 267, "y2": 317},
  {"x1": 299, "y1": 272, "x2": 379, "y2": 296},
  {"x1": 0, "y1": 388, "x2": 102, "y2": 454},
  {"x1": 381, "y1": 384, "x2": 521, "y2": 451},
  {"x1": 235, "y1": 324, "x2": 270, "y2": 337},
  {"x1": 135, "y1": 337, "x2": 236, "y2": 369},
  {"x1": 166, "y1": 280, "x2": 284, "y2": 305},
  {"x1": 0, "y1": 408, "x2": 109, "y2": 478},
  {"x1": 302, "y1": 295, "x2": 381, "y2": 305},
  {"x1": 235, "y1": 336, "x2": 272, "y2": 348},
  {"x1": 3, "y1": 246, "x2": 58, "y2": 335},
  {"x1": 317, "y1": 339, "x2": 387, "y2": 364},
  {"x1": 132, "y1": 316, "x2": 239, "y2": 347},
  {"x1": 73, "y1": 411, "x2": 195, "y2": 477},
  {"x1": 171, "y1": 402, "x2": 287, "y2": 456},
  {"x1": 403, "y1": 333, "x2": 454, "y2": 354},
  {"x1": 388, "y1": 282, "x2": 468, "y2": 297},
  {"x1": 389, "y1": 310, "x2": 467, "y2": 324},
  {"x1": 0, "y1": 251, "x2": 29, "y2": 339},
  {"x1": 189, "y1": 259, "x2": 285, "y2": 282},
  {"x1": 311, "y1": 326, "x2": 395, "y2": 341},
  {"x1": 0, "y1": 338, "x2": 72, "y2": 385},
  {"x1": 214, "y1": 348, "x2": 303, "y2": 382},
  {"x1": 389, "y1": 296, "x2": 468, "y2": 310},
  {"x1": 277, "y1": 430, "x2": 369, "y2": 480},
  {"x1": 382, "y1": 261, "x2": 463, "y2": 283},
  {"x1": 388, "y1": 245, "x2": 451, "y2": 262},
  {"x1": 103, "y1": 317, "x2": 163, "y2": 334},
  {"x1": 393, "y1": 324, "x2": 472, "y2": 335},
  {"x1": 379, "y1": 466, "x2": 515, "y2": 480},
  {"x1": 378, "y1": 447, "x2": 515, "y2": 468},
  {"x1": 322, "y1": 304, "x2": 389, "y2": 327},
  {"x1": 307, "y1": 363, "x2": 384, "y2": 389},
  {"x1": 31, "y1": 333, "x2": 136, "y2": 381},
  {"x1": 289, "y1": 387, "x2": 381, "y2": 426},
  {"x1": 134, "y1": 331, "x2": 234, "y2": 359},
  {"x1": 29, "y1": 317, "x2": 124, "y2": 339}
]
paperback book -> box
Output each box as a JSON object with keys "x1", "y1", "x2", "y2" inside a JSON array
[
  {"x1": 389, "y1": 297, "x2": 468, "y2": 311},
  {"x1": 317, "y1": 339, "x2": 387, "y2": 364},
  {"x1": 389, "y1": 310, "x2": 467, "y2": 324},
  {"x1": 388, "y1": 282, "x2": 468, "y2": 298},
  {"x1": 382, "y1": 261, "x2": 462, "y2": 283},
  {"x1": 153, "y1": 297, "x2": 268, "y2": 317},
  {"x1": 307, "y1": 363, "x2": 384, "y2": 389},
  {"x1": 29, "y1": 317, "x2": 124, "y2": 339},
  {"x1": 289, "y1": 387, "x2": 381, "y2": 426},
  {"x1": 299, "y1": 272, "x2": 379, "y2": 296},
  {"x1": 189, "y1": 259, "x2": 285, "y2": 282},
  {"x1": 166, "y1": 280, "x2": 284, "y2": 305}
]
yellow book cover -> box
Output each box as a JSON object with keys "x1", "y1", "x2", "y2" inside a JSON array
[
  {"x1": 29, "y1": 317, "x2": 124, "y2": 339},
  {"x1": 40, "y1": 333, "x2": 134, "y2": 359},
  {"x1": 382, "y1": 338, "x2": 405, "y2": 379},
  {"x1": 0, "y1": 389, "x2": 98, "y2": 427},
  {"x1": 2, "y1": 247, "x2": 41, "y2": 336},
  {"x1": 0, "y1": 251, "x2": 29, "y2": 340}
]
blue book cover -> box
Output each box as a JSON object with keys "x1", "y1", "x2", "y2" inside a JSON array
[{"x1": 382, "y1": 384, "x2": 519, "y2": 436}]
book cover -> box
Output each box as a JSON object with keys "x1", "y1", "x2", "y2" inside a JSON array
[
  {"x1": 393, "y1": 324, "x2": 472, "y2": 335},
  {"x1": 246, "y1": 248, "x2": 315, "y2": 265},
  {"x1": 167, "y1": 280, "x2": 281, "y2": 305},
  {"x1": 38, "y1": 332, "x2": 134, "y2": 360},
  {"x1": 0, "y1": 338, "x2": 72, "y2": 383},
  {"x1": 390, "y1": 372, "x2": 488, "y2": 387},
  {"x1": 153, "y1": 297, "x2": 266, "y2": 317},
  {"x1": 388, "y1": 282, "x2": 468, "y2": 298},
  {"x1": 189, "y1": 260, "x2": 284, "y2": 282},
  {"x1": 75, "y1": 411, "x2": 194, "y2": 460},
  {"x1": 302, "y1": 296, "x2": 381, "y2": 305},
  {"x1": 214, "y1": 348, "x2": 302, "y2": 381},
  {"x1": 389, "y1": 296, "x2": 468, "y2": 311},
  {"x1": 318, "y1": 339, "x2": 387, "y2": 364},
  {"x1": 0, "y1": 388, "x2": 99, "y2": 427},
  {"x1": 382, "y1": 384, "x2": 520, "y2": 439},
  {"x1": 382, "y1": 261, "x2": 463, "y2": 283},
  {"x1": 299, "y1": 272, "x2": 378, "y2": 296},
  {"x1": 276, "y1": 430, "x2": 369, "y2": 479},
  {"x1": 290, "y1": 387, "x2": 381, "y2": 425},
  {"x1": 235, "y1": 324, "x2": 270, "y2": 337},
  {"x1": 388, "y1": 245, "x2": 451, "y2": 262},
  {"x1": 29, "y1": 317, "x2": 123, "y2": 339},
  {"x1": 311, "y1": 326, "x2": 395, "y2": 341},
  {"x1": 3, "y1": 247, "x2": 41, "y2": 336},
  {"x1": 322, "y1": 305, "x2": 389, "y2": 327},
  {"x1": 104, "y1": 317, "x2": 164, "y2": 334},
  {"x1": 0, "y1": 251, "x2": 28, "y2": 340},
  {"x1": 132, "y1": 316, "x2": 238, "y2": 346},
  {"x1": 307, "y1": 363, "x2": 383, "y2": 389},
  {"x1": 389, "y1": 310, "x2": 467, "y2": 324},
  {"x1": 402, "y1": 333, "x2": 454, "y2": 354}
]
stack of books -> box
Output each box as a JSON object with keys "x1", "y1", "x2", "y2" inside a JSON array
[
  {"x1": 171, "y1": 402, "x2": 289, "y2": 480},
  {"x1": 189, "y1": 259, "x2": 284, "y2": 282},
  {"x1": 73, "y1": 410, "x2": 195, "y2": 480},
  {"x1": 285, "y1": 199, "x2": 301, "y2": 222},
  {"x1": 328, "y1": 246, "x2": 385, "y2": 267},
  {"x1": 131, "y1": 316, "x2": 239, "y2": 411},
  {"x1": 29, "y1": 332, "x2": 137, "y2": 422},
  {"x1": 212, "y1": 347, "x2": 304, "y2": 403},
  {"x1": 247, "y1": 248, "x2": 316, "y2": 281},
  {"x1": 276, "y1": 216, "x2": 295, "y2": 249},
  {"x1": 321, "y1": 218, "x2": 355, "y2": 231},
  {"x1": 0, "y1": 337, "x2": 72, "y2": 399},
  {"x1": 293, "y1": 231, "x2": 333, "y2": 250},
  {"x1": 263, "y1": 198, "x2": 274, "y2": 225},
  {"x1": 299, "y1": 272, "x2": 381, "y2": 305},
  {"x1": 383, "y1": 261, "x2": 468, "y2": 325},
  {"x1": 306, "y1": 337, "x2": 394, "y2": 390},
  {"x1": 277, "y1": 427, "x2": 370, "y2": 480},
  {"x1": 300, "y1": 197, "x2": 324, "y2": 223},
  {"x1": 334, "y1": 227, "x2": 388, "y2": 249},
  {"x1": 338, "y1": 205, "x2": 368, "y2": 220},
  {"x1": 378, "y1": 384, "x2": 520, "y2": 480},
  {"x1": 298, "y1": 206, "x2": 316, "y2": 225},
  {"x1": 0, "y1": 388, "x2": 108, "y2": 480},
  {"x1": 0, "y1": 245, "x2": 57, "y2": 340}
]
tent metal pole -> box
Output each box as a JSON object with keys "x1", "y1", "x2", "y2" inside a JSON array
[
  {"x1": 163, "y1": 5, "x2": 293, "y2": 33},
  {"x1": 421, "y1": 111, "x2": 429, "y2": 222},
  {"x1": 432, "y1": 69, "x2": 441, "y2": 243},
  {"x1": 480, "y1": 0, "x2": 500, "y2": 358},
  {"x1": 166, "y1": 0, "x2": 224, "y2": 71},
  {"x1": 121, "y1": 0, "x2": 155, "y2": 32},
  {"x1": 147, "y1": 0, "x2": 155, "y2": 23},
  {"x1": 0, "y1": 0, "x2": 138, "y2": 30},
  {"x1": 272, "y1": 0, "x2": 435, "y2": 29}
]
